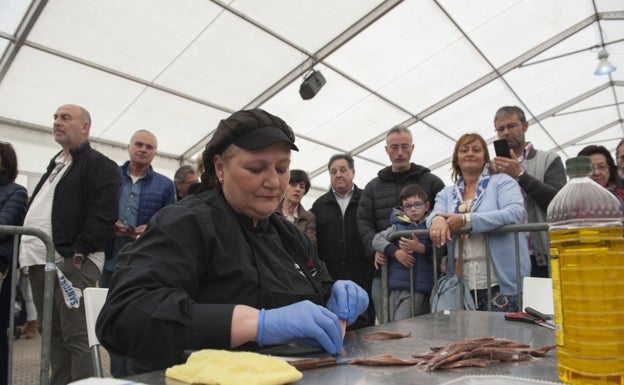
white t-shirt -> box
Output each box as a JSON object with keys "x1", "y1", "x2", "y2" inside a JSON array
[
  {"x1": 460, "y1": 233, "x2": 498, "y2": 291},
  {"x1": 19, "y1": 154, "x2": 105, "y2": 271}
]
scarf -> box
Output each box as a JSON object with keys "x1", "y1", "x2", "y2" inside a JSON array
[{"x1": 452, "y1": 164, "x2": 491, "y2": 214}]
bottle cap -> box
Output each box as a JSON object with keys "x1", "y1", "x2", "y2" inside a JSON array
[{"x1": 565, "y1": 156, "x2": 592, "y2": 177}]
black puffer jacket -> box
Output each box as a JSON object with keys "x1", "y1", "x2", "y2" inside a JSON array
[{"x1": 0, "y1": 176, "x2": 27, "y2": 271}]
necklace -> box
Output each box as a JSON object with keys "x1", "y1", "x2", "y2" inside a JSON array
[{"x1": 458, "y1": 199, "x2": 473, "y2": 213}]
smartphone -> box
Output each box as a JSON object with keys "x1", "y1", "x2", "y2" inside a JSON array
[{"x1": 493, "y1": 139, "x2": 511, "y2": 158}]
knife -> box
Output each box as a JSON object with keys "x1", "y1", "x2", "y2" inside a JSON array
[{"x1": 525, "y1": 307, "x2": 556, "y2": 329}]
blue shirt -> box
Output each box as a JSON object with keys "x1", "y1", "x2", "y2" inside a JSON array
[{"x1": 106, "y1": 171, "x2": 143, "y2": 272}]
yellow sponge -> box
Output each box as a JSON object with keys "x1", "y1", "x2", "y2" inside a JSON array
[{"x1": 165, "y1": 349, "x2": 303, "y2": 385}]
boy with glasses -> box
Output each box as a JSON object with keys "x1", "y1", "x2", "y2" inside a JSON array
[{"x1": 372, "y1": 184, "x2": 434, "y2": 321}]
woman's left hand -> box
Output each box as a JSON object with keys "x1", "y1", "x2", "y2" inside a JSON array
[
  {"x1": 326, "y1": 280, "x2": 369, "y2": 324},
  {"x1": 446, "y1": 213, "x2": 464, "y2": 233}
]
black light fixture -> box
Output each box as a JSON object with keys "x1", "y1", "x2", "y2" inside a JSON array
[{"x1": 299, "y1": 69, "x2": 326, "y2": 100}]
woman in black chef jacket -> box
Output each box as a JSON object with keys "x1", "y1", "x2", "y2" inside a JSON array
[{"x1": 96, "y1": 108, "x2": 369, "y2": 374}]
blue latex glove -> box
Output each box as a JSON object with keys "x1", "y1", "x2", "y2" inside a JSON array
[
  {"x1": 256, "y1": 300, "x2": 343, "y2": 355},
  {"x1": 326, "y1": 280, "x2": 369, "y2": 324}
]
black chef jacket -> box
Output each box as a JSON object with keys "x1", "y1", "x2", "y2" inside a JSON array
[{"x1": 96, "y1": 188, "x2": 334, "y2": 373}]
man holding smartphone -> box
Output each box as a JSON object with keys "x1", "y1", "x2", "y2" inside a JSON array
[{"x1": 492, "y1": 106, "x2": 566, "y2": 278}]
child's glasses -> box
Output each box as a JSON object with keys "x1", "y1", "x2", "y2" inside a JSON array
[{"x1": 402, "y1": 202, "x2": 425, "y2": 210}]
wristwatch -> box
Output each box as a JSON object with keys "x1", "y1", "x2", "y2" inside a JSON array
[
  {"x1": 71, "y1": 252, "x2": 86, "y2": 264},
  {"x1": 516, "y1": 168, "x2": 525, "y2": 180}
]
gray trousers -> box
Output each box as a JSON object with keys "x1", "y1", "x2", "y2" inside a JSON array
[
  {"x1": 389, "y1": 290, "x2": 430, "y2": 322},
  {"x1": 30, "y1": 259, "x2": 100, "y2": 385}
]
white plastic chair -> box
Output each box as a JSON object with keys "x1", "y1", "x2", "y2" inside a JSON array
[
  {"x1": 83, "y1": 287, "x2": 109, "y2": 377},
  {"x1": 522, "y1": 277, "x2": 554, "y2": 315}
]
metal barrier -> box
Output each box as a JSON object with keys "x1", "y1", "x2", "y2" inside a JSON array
[
  {"x1": 0, "y1": 225, "x2": 56, "y2": 385},
  {"x1": 381, "y1": 222, "x2": 549, "y2": 323}
]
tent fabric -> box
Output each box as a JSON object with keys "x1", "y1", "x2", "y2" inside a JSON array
[{"x1": 0, "y1": 0, "x2": 622, "y2": 207}]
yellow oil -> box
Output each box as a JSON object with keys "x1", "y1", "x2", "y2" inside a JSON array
[{"x1": 549, "y1": 226, "x2": 624, "y2": 385}]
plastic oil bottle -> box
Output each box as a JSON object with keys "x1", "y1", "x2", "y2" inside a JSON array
[{"x1": 547, "y1": 156, "x2": 624, "y2": 385}]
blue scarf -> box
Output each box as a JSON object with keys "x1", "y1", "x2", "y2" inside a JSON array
[{"x1": 452, "y1": 164, "x2": 491, "y2": 214}]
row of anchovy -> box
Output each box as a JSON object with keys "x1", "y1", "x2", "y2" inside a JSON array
[{"x1": 411, "y1": 337, "x2": 556, "y2": 371}]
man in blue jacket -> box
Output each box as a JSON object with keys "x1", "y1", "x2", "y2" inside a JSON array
[{"x1": 101, "y1": 129, "x2": 175, "y2": 377}]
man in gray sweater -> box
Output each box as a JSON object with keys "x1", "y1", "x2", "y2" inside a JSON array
[{"x1": 491, "y1": 106, "x2": 567, "y2": 278}]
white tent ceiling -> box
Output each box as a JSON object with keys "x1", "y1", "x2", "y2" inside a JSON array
[{"x1": 1, "y1": 0, "x2": 623, "y2": 207}]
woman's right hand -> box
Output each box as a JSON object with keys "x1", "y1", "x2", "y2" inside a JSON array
[
  {"x1": 429, "y1": 215, "x2": 452, "y2": 247},
  {"x1": 256, "y1": 301, "x2": 343, "y2": 355}
]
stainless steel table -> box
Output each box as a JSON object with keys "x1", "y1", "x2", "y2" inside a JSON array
[{"x1": 126, "y1": 310, "x2": 561, "y2": 384}]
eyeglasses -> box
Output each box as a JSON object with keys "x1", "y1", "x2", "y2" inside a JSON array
[
  {"x1": 387, "y1": 144, "x2": 412, "y2": 153},
  {"x1": 494, "y1": 122, "x2": 523, "y2": 133},
  {"x1": 402, "y1": 201, "x2": 425, "y2": 210},
  {"x1": 48, "y1": 162, "x2": 66, "y2": 183}
]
